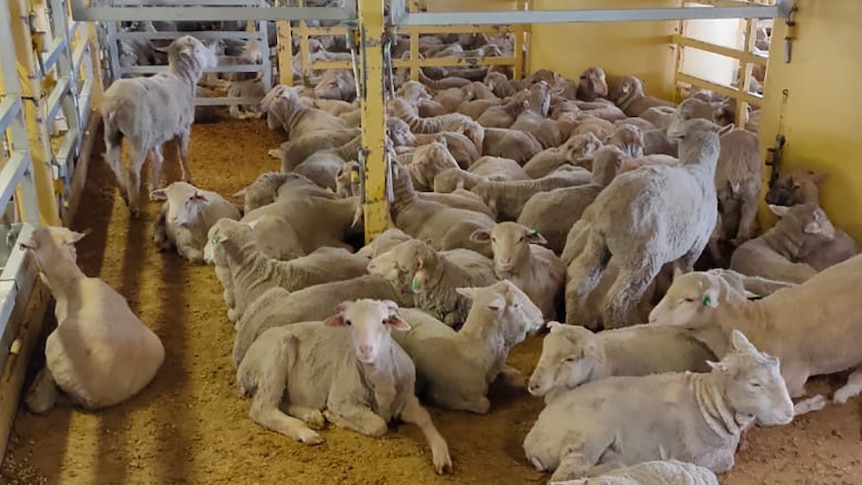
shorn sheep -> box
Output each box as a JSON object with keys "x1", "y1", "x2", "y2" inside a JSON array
[
  {"x1": 102, "y1": 35, "x2": 217, "y2": 217},
  {"x1": 22, "y1": 227, "x2": 164, "y2": 412},
  {"x1": 237, "y1": 299, "x2": 452, "y2": 474},
  {"x1": 553, "y1": 460, "x2": 719, "y2": 485},
  {"x1": 566, "y1": 117, "x2": 721, "y2": 329}
]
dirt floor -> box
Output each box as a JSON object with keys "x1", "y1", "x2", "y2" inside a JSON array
[{"x1": 2, "y1": 118, "x2": 862, "y2": 485}]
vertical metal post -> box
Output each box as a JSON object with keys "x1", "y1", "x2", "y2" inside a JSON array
[
  {"x1": 255, "y1": 1, "x2": 273, "y2": 93},
  {"x1": 409, "y1": 30, "x2": 419, "y2": 81},
  {"x1": 736, "y1": 8, "x2": 756, "y2": 126},
  {"x1": 358, "y1": 0, "x2": 389, "y2": 243},
  {"x1": 276, "y1": 0, "x2": 293, "y2": 85},
  {"x1": 9, "y1": 0, "x2": 61, "y2": 226}
]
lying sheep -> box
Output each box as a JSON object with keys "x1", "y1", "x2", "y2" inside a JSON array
[
  {"x1": 389, "y1": 160, "x2": 496, "y2": 258},
  {"x1": 522, "y1": 133, "x2": 602, "y2": 179},
  {"x1": 22, "y1": 227, "x2": 165, "y2": 413},
  {"x1": 764, "y1": 169, "x2": 823, "y2": 206},
  {"x1": 389, "y1": 98, "x2": 485, "y2": 152},
  {"x1": 572, "y1": 116, "x2": 616, "y2": 141},
  {"x1": 482, "y1": 127, "x2": 544, "y2": 165},
  {"x1": 705, "y1": 268, "x2": 796, "y2": 298},
  {"x1": 237, "y1": 172, "x2": 335, "y2": 215},
  {"x1": 648, "y1": 256, "x2": 862, "y2": 414},
  {"x1": 415, "y1": 132, "x2": 479, "y2": 169},
  {"x1": 470, "y1": 223, "x2": 565, "y2": 320},
  {"x1": 527, "y1": 322, "x2": 717, "y2": 403},
  {"x1": 608, "y1": 76, "x2": 675, "y2": 117},
  {"x1": 575, "y1": 66, "x2": 608, "y2": 102},
  {"x1": 470, "y1": 168, "x2": 592, "y2": 221},
  {"x1": 233, "y1": 275, "x2": 410, "y2": 364},
  {"x1": 292, "y1": 137, "x2": 363, "y2": 191},
  {"x1": 566, "y1": 118, "x2": 721, "y2": 329},
  {"x1": 102, "y1": 35, "x2": 217, "y2": 217},
  {"x1": 355, "y1": 228, "x2": 412, "y2": 259},
  {"x1": 393, "y1": 281, "x2": 544, "y2": 414},
  {"x1": 274, "y1": 128, "x2": 360, "y2": 171},
  {"x1": 521, "y1": 146, "x2": 625, "y2": 255},
  {"x1": 553, "y1": 460, "x2": 719, "y2": 485},
  {"x1": 523, "y1": 330, "x2": 793, "y2": 482},
  {"x1": 729, "y1": 203, "x2": 828, "y2": 284},
  {"x1": 236, "y1": 299, "x2": 452, "y2": 474},
  {"x1": 261, "y1": 84, "x2": 348, "y2": 140},
  {"x1": 405, "y1": 140, "x2": 460, "y2": 192},
  {"x1": 367, "y1": 239, "x2": 496, "y2": 327},
  {"x1": 203, "y1": 219, "x2": 369, "y2": 323},
  {"x1": 151, "y1": 181, "x2": 241, "y2": 264}
]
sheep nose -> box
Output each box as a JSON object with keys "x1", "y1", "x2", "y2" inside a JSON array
[{"x1": 359, "y1": 345, "x2": 372, "y2": 356}]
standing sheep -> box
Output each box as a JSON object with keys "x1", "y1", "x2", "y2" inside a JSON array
[
  {"x1": 236, "y1": 299, "x2": 452, "y2": 474},
  {"x1": 101, "y1": 35, "x2": 218, "y2": 217},
  {"x1": 523, "y1": 330, "x2": 793, "y2": 482},
  {"x1": 22, "y1": 227, "x2": 165, "y2": 413},
  {"x1": 470, "y1": 223, "x2": 565, "y2": 321},
  {"x1": 565, "y1": 118, "x2": 721, "y2": 329}
]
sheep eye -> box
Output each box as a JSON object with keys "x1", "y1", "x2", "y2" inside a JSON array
[
  {"x1": 491, "y1": 237, "x2": 496, "y2": 243},
  {"x1": 749, "y1": 381, "x2": 762, "y2": 388},
  {"x1": 345, "y1": 320, "x2": 352, "y2": 326},
  {"x1": 683, "y1": 298, "x2": 694, "y2": 303},
  {"x1": 564, "y1": 357, "x2": 576, "y2": 363}
]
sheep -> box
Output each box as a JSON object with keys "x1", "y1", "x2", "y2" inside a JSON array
[
  {"x1": 388, "y1": 98, "x2": 485, "y2": 152},
  {"x1": 226, "y1": 77, "x2": 266, "y2": 120},
  {"x1": 202, "y1": 38, "x2": 262, "y2": 87},
  {"x1": 572, "y1": 100, "x2": 628, "y2": 124},
  {"x1": 553, "y1": 460, "x2": 719, "y2": 485},
  {"x1": 414, "y1": 132, "x2": 480, "y2": 169},
  {"x1": 236, "y1": 172, "x2": 335, "y2": 215},
  {"x1": 151, "y1": 181, "x2": 241, "y2": 263},
  {"x1": 565, "y1": 118, "x2": 721, "y2": 329},
  {"x1": 261, "y1": 84, "x2": 348, "y2": 140},
  {"x1": 523, "y1": 330, "x2": 793, "y2": 482},
  {"x1": 292, "y1": 137, "x2": 363, "y2": 191},
  {"x1": 203, "y1": 219, "x2": 370, "y2": 323},
  {"x1": 470, "y1": 168, "x2": 593, "y2": 221},
  {"x1": 709, "y1": 128, "x2": 764, "y2": 251},
  {"x1": 604, "y1": 124, "x2": 644, "y2": 158},
  {"x1": 470, "y1": 223, "x2": 565, "y2": 320},
  {"x1": 482, "y1": 128, "x2": 544, "y2": 165},
  {"x1": 764, "y1": 169, "x2": 824, "y2": 206},
  {"x1": 705, "y1": 268, "x2": 796, "y2": 298},
  {"x1": 432, "y1": 156, "x2": 530, "y2": 193},
  {"x1": 648, "y1": 256, "x2": 862, "y2": 414},
  {"x1": 608, "y1": 75, "x2": 675, "y2": 117},
  {"x1": 527, "y1": 321, "x2": 717, "y2": 402},
  {"x1": 642, "y1": 128, "x2": 678, "y2": 156},
  {"x1": 356, "y1": 228, "x2": 412, "y2": 259},
  {"x1": 572, "y1": 116, "x2": 616, "y2": 141},
  {"x1": 312, "y1": 69, "x2": 356, "y2": 102},
  {"x1": 619, "y1": 154, "x2": 678, "y2": 173},
  {"x1": 575, "y1": 66, "x2": 608, "y2": 101},
  {"x1": 404, "y1": 140, "x2": 460, "y2": 192},
  {"x1": 613, "y1": 117, "x2": 655, "y2": 132},
  {"x1": 367, "y1": 239, "x2": 496, "y2": 327},
  {"x1": 476, "y1": 96, "x2": 528, "y2": 128},
  {"x1": 233, "y1": 275, "x2": 411, "y2": 365},
  {"x1": 729, "y1": 203, "x2": 830, "y2": 284},
  {"x1": 273, "y1": 128, "x2": 360, "y2": 171},
  {"x1": 21, "y1": 227, "x2": 164, "y2": 413},
  {"x1": 236, "y1": 299, "x2": 452, "y2": 474},
  {"x1": 101, "y1": 35, "x2": 217, "y2": 217},
  {"x1": 392, "y1": 280, "x2": 544, "y2": 414},
  {"x1": 522, "y1": 133, "x2": 602, "y2": 179},
  {"x1": 639, "y1": 106, "x2": 675, "y2": 130},
  {"x1": 520, "y1": 145, "x2": 625, "y2": 255}
]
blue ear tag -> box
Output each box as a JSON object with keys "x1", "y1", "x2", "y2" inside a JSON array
[{"x1": 701, "y1": 296, "x2": 711, "y2": 307}]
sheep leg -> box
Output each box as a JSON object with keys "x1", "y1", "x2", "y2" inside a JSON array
[
  {"x1": 103, "y1": 126, "x2": 129, "y2": 207},
  {"x1": 833, "y1": 366, "x2": 862, "y2": 404},
  {"x1": 147, "y1": 144, "x2": 165, "y2": 197},
  {"x1": 794, "y1": 395, "x2": 827, "y2": 416},
  {"x1": 322, "y1": 404, "x2": 388, "y2": 437},
  {"x1": 565, "y1": 231, "x2": 610, "y2": 323},
  {"x1": 286, "y1": 405, "x2": 326, "y2": 430},
  {"x1": 399, "y1": 395, "x2": 452, "y2": 475},
  {"x1": 548, "y1": 449, "x2": 595, "y2": 482},
  {"x1": 176, "y1": 131, "x2": 194, "y2": 184},
  {"x1": 496, "y1": 365, "x2": 527, "y2": 390},
  {"x1": 126, "y1": 144, "x2": 147, "y2": 218},
  {"x1": 733, "y1": 195, "x2": 759, "y2": 246},
  {"x1": 24, "y1": 366, "x2": 58, "y2": 414},
  {"x1": 602, "y1": 263, "x2": 659, "y2": 330}
]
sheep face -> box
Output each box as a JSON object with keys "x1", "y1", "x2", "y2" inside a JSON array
[
  {"x1": 648, "y1": 272, "x2": 721, "y2": 327},
  {"x1": 407, "y1": 141, "x2": 458, "y2": 191},
  {"x1": 590, "y1": 146, "x2": 625, "y2": 186},
  {"x1": 606, "y1": 125, "x2": 644, "y2": 159},
  {"x1": 323, "y1": 299, "x2": 410, "y2": 364},
  {"x1": 576, "y1": 66, "x2": 608, "y2": 101},
  {"x1": 386, "y1": 118, "x2": 416, "y2": 148},
  {"x1": 367, "y1": 239, "x2": 433, "y2": 294},
  {"x1": 19, "y1": 226, "x2": 85, "y2": 268},
  {"x1": 764, "y1": 169, "x2": 824, "y2": 206},
  {"x1": 313, "y1": 70, "x2": 354, "y2": 101},
  {"x1": 608, "y1": 75, "x2": 644, "y2": 105},
  {"x1": 527, "y1": 322, "x2": 603, "y2": 396},
  {"x1": 168, "y1": 35, "x2": 218, "y2": 71},
  {"x1": 456, "y1": 280, "x2": 545, "y2": 341},
  {"x1": 397, "y1": 81, "x2": 430, "y2": 101},
  {"x1": 768, "y1": 203, "x2": 836, "y2": 240},
  {"x1": 203, "y1": 219, "x2": 254, "y2": 265},
  {"x1": 563, "y1": 133, "x2": 602, "y2": 162},
  {"x1": 524, "y1": 81, "x2": 551, "y2": 117},
  {"x1": 470, "y1": 222, "x2": 546, "y2": 273},
  {"x1": 709, "y1": 330, "x2": 794, "y2": 426},
  {"x1": 666, "y1": 97, "x2": 716, "y2": 136}
]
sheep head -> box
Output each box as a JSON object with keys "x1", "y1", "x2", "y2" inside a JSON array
[
  {"x1": 456, "y1": 280, "x2": 545, "y2": 344},
  {"x1": 162, "y1": 35, "x2": 218, "y2": 72},
  {"x1": 19, "y1": 226, "x2": 85, "y2": 267},
  {"x1": 576, "y1": 66, "x2": 608, "y2": 101},
  {"x1": 323, "y1": 299, "x2": 410, "y2": 364},
  {"x1": 589, "y1": 146, "x2": 626, "y2": 187},
  {"x1": 470, "y1": 222, "x2": 546, "y2": 273},
  {"x1": 768, "y1": 203, "x2": 836, "y2": 241},
  {"x1": 386, "y1": 117, "x2": 417, "y2": 148},
  {"x1": 563, "y1": 132, "x2": 603, "y2": 162},
  {"x1": 527, "y1": 322, "x2": 605, "y2": 396},
  {"x1": 605, "y1": 124, "x2": 644, "y2": 158},
  {"x1": 648, "y1": 271, "x2": 726, "y2": 327},
  {"x1": 765, "y1": 169, "x2": 824, "y2": 206},
  {"x1": 608, "y1": 75, "x2": 644, "y2": 105}
]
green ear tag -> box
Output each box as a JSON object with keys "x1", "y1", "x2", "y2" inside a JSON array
[
  {"x1": 411, "y1": 280, "x2": 421, "y2": 293},
  {"x1": 212, "y1": 235, "x2": 221, "y2": 244},
  {"x1": 701, "y1": 296, "x2": 711, "y2": 307}
]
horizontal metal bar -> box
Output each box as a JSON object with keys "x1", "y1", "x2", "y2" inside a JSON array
[
  {"x1": 308, "y1": 55, "x2": 515, "y2": 70},
  {"x1": 41, "y1": 37, "x2": 67, "y2": 71},
  {"x1": 112, "y1": 0, "x2": 263, "y2": 5},
  {"x1": 121, "y1": 64, "x2": 261, "y2": 74},
  {"x1": 396, "y1": 5, "x2": 781, "y2": 26},
  {"x1": 0, "y1": 152, "x2": 32, "y2": 217},
  {"x1": 674, "y1": 34, "x2": 768, "y2": 66},
  {"x1": 72, "y1": 5, "x2": 356, "y2": 22},
  {"x1": 117, "y1": 30, "x2": 263, "y2": 40},
  {"x1": 0, "y1": 98, "x2": 22, "y2": 135},
  {"x1": 302, "y1": 24, "x2": 517, "y2": 36},
  {"x1": 676, "y1": 72, "x2": 763, "y2": 105},
  {"x1": 195, "y1": 96, "x2": 261, "y2": 106},
  {"x1": 45, "y1": 77, "x2": 71, "y2": 124}
]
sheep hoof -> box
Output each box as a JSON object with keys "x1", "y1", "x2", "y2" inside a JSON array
[
  {"x1": 298, "y1": 429, "x2": 324, "y2": 446},
  {"x1": 305, "y1": 410, "x2": 326, "y2": 430}
]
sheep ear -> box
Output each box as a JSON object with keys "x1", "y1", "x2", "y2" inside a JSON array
[
  {"x1": 701, "y1": 287, "x2": 719, "y2": 308},
  {"x1": 65, "y1": 230, "x2": 87, "y2": 244},
  {"x1": 730, "y1": 329, "x2": 756, "y2": 353},
  {"x1": 151, "y1": 188, "x2": 168, "y2": 201},
  {"x1": 323, "y1": 313, "x2": 346, "y2": 327},
  {"x1": 455, "y1": 287, "x2": 476, "y2": 300},
  {"x1": 245, "y1": 219, "x2": 261, "y2": 230},
  {"x1": 469, "y1": 229, "x2": 492, "y2": 244},
  {"x1": 525, "y1": 229, "x2": 547, "y2": 245},
  {"x1": 385, "y1": 313, "x2": 411, "y2": 331},
  {"x1": 768, "y1": 204, "x2": 790, "y2": 218},
  {"x1": 705, "y1": 360, "x2": 728, "y2": 372}
]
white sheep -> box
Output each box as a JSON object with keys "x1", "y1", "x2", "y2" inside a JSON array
[
  {"x1": 523, "y1": 330, "x2": 793, "y2": 482},
  {"x1": 470, "y1": 222, "x2": 565, "y2": 321},
  {"x1": 203, "y1": 218, "x2": 370, "y2": 323},
  {"x1": 261, "y1": 84, "x2": 348, "y2": 140},
  {"x1": 522, "y1": 133, "x2": 602, "y2": 179},
  {"x1": 552, "y1": 460, "x2": 719, "y2": 485},
  {"x1": 470, "y1": 168, "x2": 592, "y2": 221},
  {"x1": 527, "y1": 321, "x2": 718, "y2": 402},
  {"x1": 22, "y1": 227, "x2": 165, "y2": 413},
  {"x1": 392, "y1": 280, "x2": 544, "y2": 414},
  {"x1": 649, "y1": 255, "x2": 862, "y2": 414},
  {"x1": 355, "y1": 227, "x2": 412, "y2": 259},
  {"x1": 101, "y1": 35, "x2": 217, "y2": 217},
  {"x1": 151, "y1": 181, "x2": 241, "y2": 264},
  {"x1": 236, "y1": 299, "x2": 452, "y2": 474},
  {"x1": 566, "y1": 118, "x2": 721, "y2": 329},
  {"x1": 367, "y1": 239, "x2": 496, "y2": 327}
]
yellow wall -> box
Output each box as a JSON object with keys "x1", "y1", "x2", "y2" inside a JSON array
[
  {"x1": 758, "y1": 0, "x2": 862, "y2": 242},
  {"x1": 529, "y1": 0, "x2": 680, "y2": 99}
]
